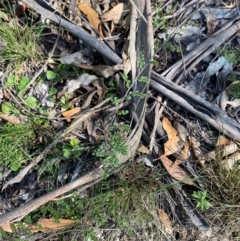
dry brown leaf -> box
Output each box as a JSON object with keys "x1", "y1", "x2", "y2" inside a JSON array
[
  {"x1": 223, "y1": 151, "x2": 240, "y2": 170},
  {"x1": 216, "y1": 135, "x2": 232, "y2": 160},
  {"x1": 1, "y1": 222, "x2": 12, "y2": 233},
  {"x1": 92, "y1": 79, "x2": 108, "y2": 102},
  {"x1": 160, "y1": 155, "x2": 194, "y2": 185},
  {"x1": 206, "y1": 12, "x2": 217, "y2": 35},
  {"x1": 122, "y1": 39, "x2": 131, "y2": 74},
  {"x1": 202, "y1": 142, "x2": 238, "y2": 163},
  {"x1": 29, "y1": 218, "x2": 76, "y2": 233},
  {"x1": 92, "y1": 64, "x2": 123, "y2": 78},
  {"x1": 189, "y1": 135, "x2": 206, "y2": 166},
  {"x1": 100, "y1": 3, "x2": 129, "y2": 25},
  {"x1": 162, "y1": 117, "x2": 181, "y2": 156},
  {"x1": 77, "y1": 3, "x2": 103, "y2": 36},
  {"x1": 157, "y1": 208, "x2": 173, "y2": 235},
  {"x1": 1, "y1": 219, "x2": 76, "y2": 233},
  {"x1": 15, "y1": 2, "x2": 30, "y2": 17},
  {"x1": 174, "y1": 142, "x2": 190, "y2": 166},
  {"x1": 216, "y1": 135, "x2": 231, "y2": 146},
  {"x1": 62, "y1": 107, "x2": 81, "y2": 122},
  {"x1": 0, "y1": 113, "x2": 23, "y2": 124}
]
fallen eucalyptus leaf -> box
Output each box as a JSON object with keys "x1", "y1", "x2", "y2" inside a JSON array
[
  {"x1": 160, "y1": 155, "x2": 194, "y2": 185},
  {"x1": 100, "y1": 3, "x2": 129, "y2": 25}
]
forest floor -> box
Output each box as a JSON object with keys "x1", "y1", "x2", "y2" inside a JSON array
[{"x1": 0, "y1": 0, "x2": 240, "y2": 240}]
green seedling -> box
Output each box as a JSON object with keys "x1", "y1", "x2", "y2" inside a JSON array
[
  {"x1": 93, "y1": 123, "x2": 129, "y2": 179},
  {"x1": 46, "y1": 70, "x2": 61, "y2": 81},
  {"x1": 25, "y1": 96, "x2": 38, "y2": 108},
  {"x1": 17, "y1": 77, "x2": 30, "y2": 91},
  {"x1": 192, "y1": 190, "x2": 212, "y2": 211},
  {"x1": 4, "y1": 75, "x2": 16, "y2": 87},
  {"x1": 1, "y1": 101, "x2": 20, "y2": 115},
  {"x1": 62, "y1": 138, "x2": 82, "y2": 159}
]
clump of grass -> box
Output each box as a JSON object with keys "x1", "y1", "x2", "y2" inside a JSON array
[
  {"x1": 0, "y1": 123, "x2": 36, "y2": 171},
  {"x1": 0, "y1": 6, "x2": 43, "y2": 67},
  {"x1": 201, "y1": 155, "x2": 240, "y2": 237},
  {"x1": 34, "y1": 164, "x2": 164, "y2": 240}
]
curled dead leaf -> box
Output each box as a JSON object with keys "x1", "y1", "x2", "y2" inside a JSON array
[
  {"x1": 162, "y1": 117, "x2": 182, "y2": 156},
  {"x1": 160, "y1": 155, "x2": 194, "y2": 185},
  {"x1": 223, "y1": 151, "x2": 240, "y2": 170},
  {"x1": 215, "y1": 135, "x2": 231, "y2": 160},
  {"x1": 77, "y1": 3, "x2": 103, "y2": 36},
  {"x1": 62, "y1": 107, "x2": 82, "y2": 122},
  {"x1": 100, "y1": 3, "x2": 129, "y2": 25},
  {"x1": 174, "y1": 142, "x2": 191, "y2": 166}
]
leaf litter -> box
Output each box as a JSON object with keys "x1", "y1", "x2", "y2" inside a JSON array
[{"x1": 0, "y1": 0, "x2": 240, "y2": 240}]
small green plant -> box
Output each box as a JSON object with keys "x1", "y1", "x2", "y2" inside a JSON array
[
  {"x1": 152, "y1": 7, "x2": 167, "y2": 29},
  {"x1": 0, "y1": 123, "x2": 36, "y2": 171},
  {"x1": 46, "y1": 64, "x2": 78, "y2": 82},
  {"x1": 93, "y1": 123, "x2": 130, "y2": 178},
  {"x1": 126, "y1": 90, "x2": 146, "y2": 100},
  {"x1": 1, "y1": 101, "x2": 20, "y2": 115},
  {"x1": 216, "y1": 46, "x2": 240, "y2": 66},
  {"x1": 5, "y1": 75, "x2": 29, "y2": 90},
  {"x1": 192, "y1": 190, "x2": 212, "y2": 211},
  {"x1": 230, "y1": 81, "x2": 240, "y2": 99},
  {"x1": 120, "y1": 72, "x2": 131, "y2": 88},
  {"x1": 61, "y1": 138, "x2": 82, "y2": 159}
]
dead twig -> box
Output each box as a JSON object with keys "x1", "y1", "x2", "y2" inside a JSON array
[
  {"x1": 0, "y1": 168, "x2": 103, "y2": 225},
  {"x1": 150, "y1": 72, "x2": 240, "y2": 141}
]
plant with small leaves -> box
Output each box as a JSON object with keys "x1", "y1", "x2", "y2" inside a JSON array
[
  {"x1": 93, "y1": 124, "x2": 129, "y2": 179},
  {"x1": 192, "y1": 190, "x2": 212, "y2": 211},
  {"x1": 62, "y1": 138, "x2": 82, "y2": 159},
  {"x1": 120, "y1": 72, "x2": 131, "y2": 88}
]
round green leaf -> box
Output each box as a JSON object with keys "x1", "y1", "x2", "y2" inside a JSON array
[
  {"x1": 1, "y1": 102, "x2": 14, "y2": 114},
  {"x1": 25, "y1": 96, "x2": 38, "y2": 108},
  {"x1": 70, "y1": 138, "x2": 79, "y2": 147},
  {"x1": 20, "y1": 77, "x2": 30, "y2": 86},
  {"x1": 46, "y1": 70, "x2": 57, "y2": 80}
]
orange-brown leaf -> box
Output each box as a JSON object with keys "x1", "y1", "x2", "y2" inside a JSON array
[
  {"x1": 157, "y1": 208, "x2": 173, "y2": 235},
  {"x1": 162, "y1": 117, "x2": 181, "y2": 156},
  {"x1": 174, "y1": 142, "x2": 190, "y2": 166},
  {"x1": 77, "y1": 3, "x2": 103, "y2": 36},
  {"x1": 0, "y1": 222, "x2": 12, "y2": 233},
  {"x1": 160, "y1": 155, "x2": 194, "y2": 185},
  {"x1": 1, "y1": 219, "x2": 76, "y2": 233},
  {"x1": 62, "y1": 107, "x2": 81, "y2": 122},
  {"x1": 29, "y1": 218, "x2": 76, "y2": 232}
]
